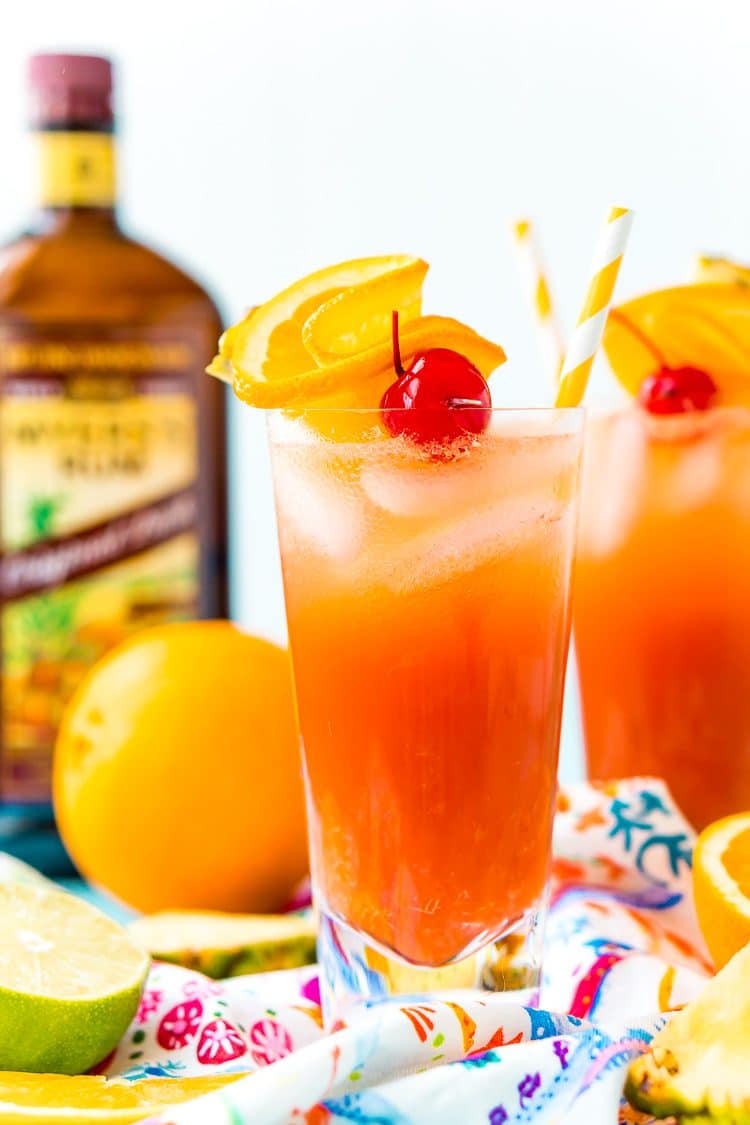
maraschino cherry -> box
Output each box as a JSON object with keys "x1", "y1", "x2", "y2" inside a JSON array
[
  {"x1": 638, "y1": 366, "x2": 718, "y2": 415},
  {"x1": 381, "y1": 312, "x2": 492, "y2": 442}
]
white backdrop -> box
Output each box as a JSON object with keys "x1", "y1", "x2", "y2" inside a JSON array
[{"x1": 1, "y1": 0, "x2": 748, "y2": 774}]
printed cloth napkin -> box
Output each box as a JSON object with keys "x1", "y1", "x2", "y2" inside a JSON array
[{"x1": 59, "y1": 779, "x2": 720, "y2": 1122}]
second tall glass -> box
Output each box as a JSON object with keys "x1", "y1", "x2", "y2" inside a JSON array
[
  {"x1": 575, "y1": 406, "x2": 750, "y2": 831},
  {"x1": 268, "y1": 407, "x2": 583, "y2": 1025}
]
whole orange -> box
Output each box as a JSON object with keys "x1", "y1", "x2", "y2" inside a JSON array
[{"x1": 53, "y1": 622, "x2": 308, "y2": 914}]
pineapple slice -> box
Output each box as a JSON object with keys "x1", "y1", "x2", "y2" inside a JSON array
[{"x1": 129, "y1": 910, "x2": 316, "y2": 979}]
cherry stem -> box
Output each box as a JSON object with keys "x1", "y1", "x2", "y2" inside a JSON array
[{"x1": 392, "y1": 310, "x2": 404, "y2": 376}]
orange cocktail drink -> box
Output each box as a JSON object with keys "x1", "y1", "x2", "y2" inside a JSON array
[
  {"x1": 209, "y1": 252, "x2": 588, "y2": 1021},
  {"x1": 574, "y1": 268, "x2": 750, "y2": 831},
  {"x1": 576, "y1": 406, "x2": 750, "y2": 831},
  {"x1": 269, "y1": 409, "x2": 582, "y2": 995}
]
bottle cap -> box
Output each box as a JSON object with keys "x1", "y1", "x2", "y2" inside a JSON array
[{"x1": 28, "y1": 53, "x2": 114, "y2": 129}]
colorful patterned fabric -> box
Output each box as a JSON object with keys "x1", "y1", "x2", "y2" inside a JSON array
[{"x1": 56, "y1": 778, "x2": 719, "y2": 1122}]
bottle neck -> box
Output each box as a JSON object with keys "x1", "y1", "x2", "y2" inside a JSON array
[{"x1": 30, "y1": 128, "x2": 118, "y2": 230}]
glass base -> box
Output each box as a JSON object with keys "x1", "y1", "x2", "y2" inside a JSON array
[{"x1": 317, "y1": 896, "x2": 547, "y2": 1029}]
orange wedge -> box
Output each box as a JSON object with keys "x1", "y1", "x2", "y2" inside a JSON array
[
  {"x1": 603, "y1": 284, "x2": 750, "y2": 404},
  {"x1": 693, "y1": 811, "x2": 750, "y2": 969},
  {"x1": 208, "y1": 256, "x2": 506, "y2": 412},
  {"x1": 0, "y1": 1071, "x2": 241, "y2": 1123}
]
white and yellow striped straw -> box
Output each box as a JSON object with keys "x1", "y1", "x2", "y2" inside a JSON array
[
  {"x1": 555, "y1": 206, "x2": 634, "y2": 408},
  {"x1": 511, "y1": 218, "x2": 565, "y2": 385}
]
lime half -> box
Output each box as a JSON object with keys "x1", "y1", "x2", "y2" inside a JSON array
[{"x1": 0, "y1": 883, "x2": 149, "y2": 1074}]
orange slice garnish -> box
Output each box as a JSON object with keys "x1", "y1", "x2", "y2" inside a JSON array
[
  {"x1": 228, "y1": 314, "x2": 505, "y2": 408},
  {"x1": 603, "y1": 284, "x2": 750, "y2": 403},
  {"x1": 208, "y1": 255, "x2": 425, "y2": 390},
  {"x1": 208, "y1": 255, "x2": 506, "y2": 412}
]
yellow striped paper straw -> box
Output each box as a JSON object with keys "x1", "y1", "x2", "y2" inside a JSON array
[
  {"x1": 555, "y1": 206, "x2": 634, "y2": 408},
  {"x1": 511, "y1": 218, "x2": 565, "y2": 385}
]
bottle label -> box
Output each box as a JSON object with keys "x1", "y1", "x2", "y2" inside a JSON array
[
  {"x1": 33, "y1": 131, "x2": 116, "y2": 208},
  {"x1": 0, "y1": 331, "x2": 201, "y2": 804}
]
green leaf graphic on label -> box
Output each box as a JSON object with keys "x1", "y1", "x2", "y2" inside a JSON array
[
  {"x1": 26, "y1": 494, "x2": 67, "y2": 541},
  {"x1": 19, "y1": 591, "x2": 78, "y2": 640}
]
